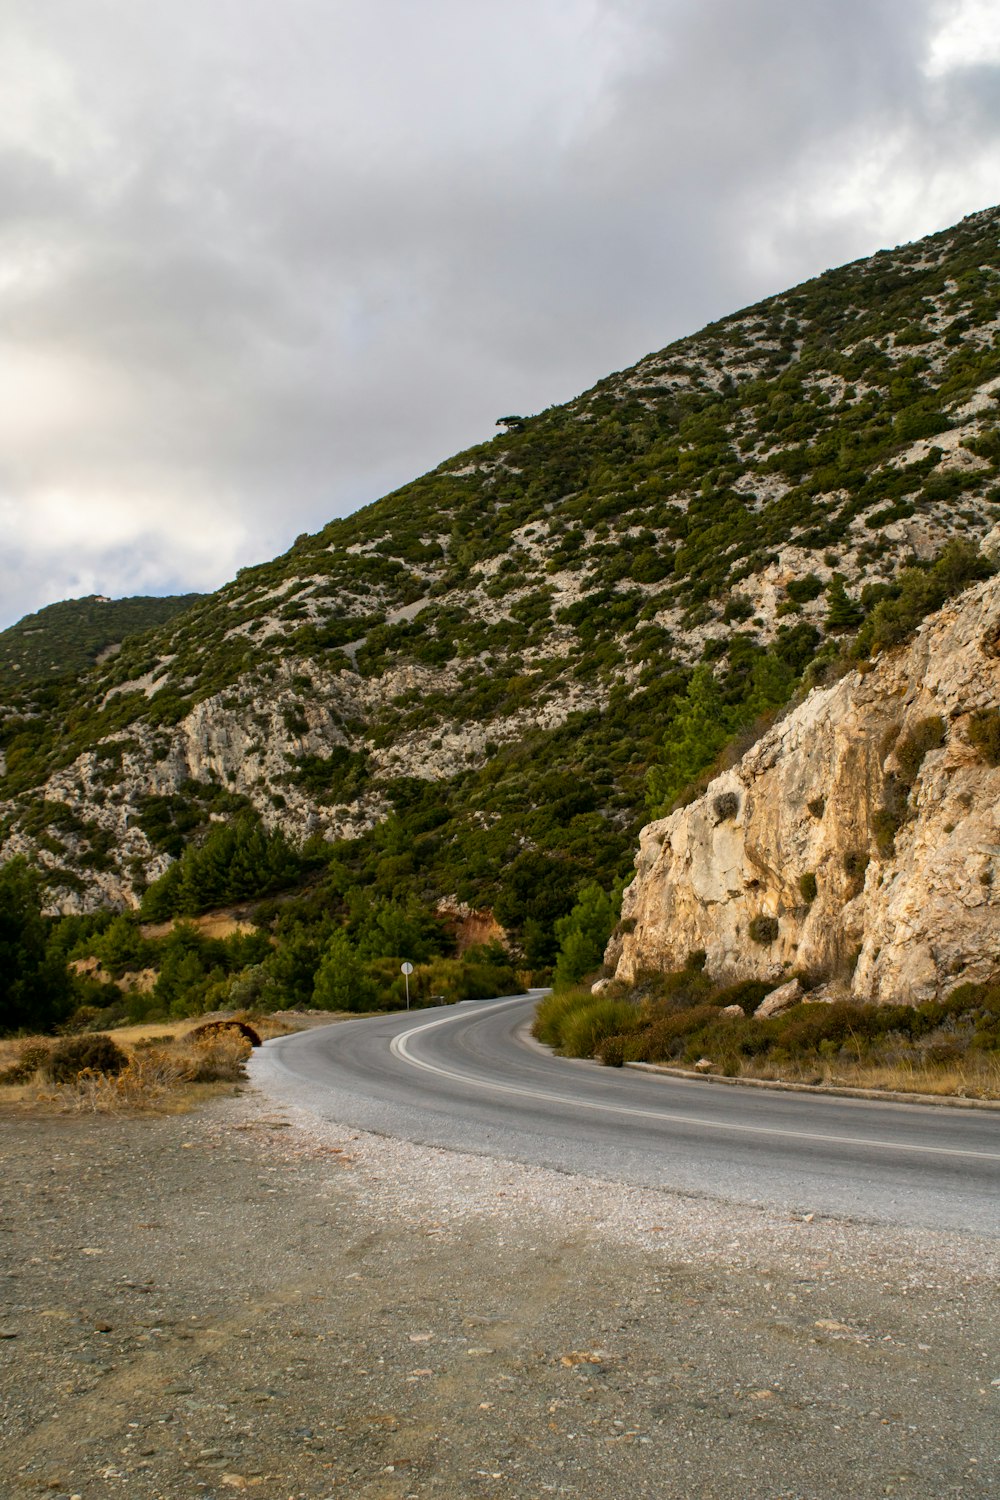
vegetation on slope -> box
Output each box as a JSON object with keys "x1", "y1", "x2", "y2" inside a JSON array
[
  {"x1": 2, "y1": 206, "x2": 1000, "y2": 1030},
  {"x1": 533, "y1": 970, "x2": 1000, "y2": 1099},
  {"x1": 0, "y1": 594, "x2": 203, "y2": 692}
]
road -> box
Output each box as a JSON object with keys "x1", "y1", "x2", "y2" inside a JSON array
[{"x1": 251, "y1": 992, "x2": 1000, "y2": 1235}]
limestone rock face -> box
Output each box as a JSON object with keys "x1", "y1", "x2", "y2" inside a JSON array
[{"x1": 610, "y1": 577, "x2": 1000, "y2": 1004}]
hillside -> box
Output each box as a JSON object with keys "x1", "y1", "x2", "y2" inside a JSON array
[
  {"x1": 2, "y1": 204, "x2": 1000, "y2": 969},
  {"x1": 0, "y1": 593, "x2": 204, "y2": 693}
]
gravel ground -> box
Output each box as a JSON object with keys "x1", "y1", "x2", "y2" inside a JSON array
[{"x1": 1, "y1": 1083, "x2": 998, "y2": 1500}]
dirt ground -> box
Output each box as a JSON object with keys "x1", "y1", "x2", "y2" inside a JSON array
[{"x1": 1, "y1": 1085, "x2": 998, "y2": 1500}]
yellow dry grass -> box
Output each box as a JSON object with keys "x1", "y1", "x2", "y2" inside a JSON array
[
  {"x1": 139, "y1": 910, "x2": 260, "y2": 941},
  {"x1": 0, "y1": 1008, "x2": 340, "y2": 1117},
  {"x1": 16, "y1": 1032, "x2": 253, "y2": 1115},
  {"x1": 738, "y1": 1054, "x2": 1000, "y2": 1099}
]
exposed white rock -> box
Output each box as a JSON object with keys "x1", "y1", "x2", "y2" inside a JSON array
[
  {"x1": 610, "y1": 576, "x2": 1000, "y2": 1005},
  {"x1": 754, "y1": 978, "x2": 803, "y2": 1019}
]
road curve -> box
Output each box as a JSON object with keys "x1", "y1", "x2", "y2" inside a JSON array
[{"x1": 251, "y1": 993, "x2": 1000, "y2": 1235}]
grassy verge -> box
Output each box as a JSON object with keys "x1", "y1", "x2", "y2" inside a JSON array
[
  {"x1": 0, "y1": 1011, "x2": 317, "y2": 1115},
  {"x1": 533, "y1": 973, "x2": 1000, "y2": 1100}
]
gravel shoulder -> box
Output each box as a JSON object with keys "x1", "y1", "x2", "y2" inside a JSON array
[{"x1": 1, "y1": 1084, "x2": 998, "y2": 1500}]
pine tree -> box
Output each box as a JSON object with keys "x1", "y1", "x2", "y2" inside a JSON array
[
  {"x1": 825, "y1": 573, "x2": 863, "y2": 632},
  {"x1": 552, "y1": 882, "x2": 617, "y2": 990},
  {"x1": 0, "y1": 857, "x2": 71, "y2": 1034},
  {"x1": 645, "y1": 664, "x2": 732, "y2": 817},
  {"x1": 312, "y1": 929, "x2": 377, "y2": 1012}
]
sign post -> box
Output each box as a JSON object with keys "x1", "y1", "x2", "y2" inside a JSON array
[{"x1": 401, "y1": 961, "x2": 414, "y2": 1010}]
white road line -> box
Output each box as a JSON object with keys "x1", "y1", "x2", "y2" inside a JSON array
[{"x1": 389, "y1": 1001, "x2": 1000, "y2": 1164}]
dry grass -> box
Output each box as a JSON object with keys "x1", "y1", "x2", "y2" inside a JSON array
[
  {"x1": 0, "y1": 1008, "x2": 340, "y2": 1116},
  {"x1": 139, "y1": 910, "x2": 260, "y2": 941},
  {"x1": 736, "y1": 1055, "x2": 1000, "y2": 1099},
  {"x1": 2, "y1": 1028, "x2": 254, "y2": 1115}
]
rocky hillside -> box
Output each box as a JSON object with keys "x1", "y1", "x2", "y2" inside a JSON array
[
  {"x1": 0, "y1": 593, "x2": 203, "y2": 693},
  {"x1": 607, "y1": 573, "x2": 1000, "y2": 1004},
  {"x1": 2, "y1": 204, "x2": 1000, "y2": 921}
]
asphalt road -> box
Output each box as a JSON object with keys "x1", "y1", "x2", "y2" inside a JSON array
[{"x1": 252, "y1": 992, "x2": 1000, "y2": 1236}]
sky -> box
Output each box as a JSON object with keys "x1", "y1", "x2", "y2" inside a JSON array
[{"x1": 3, "y1": 0, "x2": 1000, "y2": 629}]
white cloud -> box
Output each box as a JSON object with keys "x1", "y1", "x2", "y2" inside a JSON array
[
  {"x1": 1, "y1": 0, "x2": 998, "y2": 629},
  {"x1": 926, "y1": 0, "x2": 1000, "y2": 75}
]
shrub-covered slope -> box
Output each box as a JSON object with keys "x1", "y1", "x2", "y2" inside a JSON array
[
  {"x1": 2, "y1": 204, "x2": 1000, "y2": 933},
  {"x1": 0, "y1": 594, "x2": 204, "y2": 692}
]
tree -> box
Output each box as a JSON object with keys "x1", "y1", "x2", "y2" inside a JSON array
[
  {"x1": 645, "y1": 664, "x2": 731, "y2": 817},
  {"x1": 353, "y1": 897, "x2": 442, "y2": 962},
  {"x1": 493, "y1": 852, "x2": 579, "y2": 965},
  {"x1": 552, "y1": 882, "x2": 618, "y2": 990},
  {"x1": 97, "y1": 915, "x2": 150, "y2": 977},
  {"x1": 0, "y1": 858, "x2": 71, "y2": 1034},
  {"x1": 824, "y1": 573, "x2": 863, "y2": 632},
  {"x1": 744, "y1": 650, "x2": 794, "y2": 719},
  {"x1": 312, "y1": 930, "x2": 378, "y2": 1012}
]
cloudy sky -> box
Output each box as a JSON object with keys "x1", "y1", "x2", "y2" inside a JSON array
[{"x1": 3, "y1": 0, "x2": 1000, "y2": 628}]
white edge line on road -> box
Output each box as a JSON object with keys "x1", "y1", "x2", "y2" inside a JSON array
[{"x1": 389, "y1": 999, "x2": 1000, "y2": 1164}]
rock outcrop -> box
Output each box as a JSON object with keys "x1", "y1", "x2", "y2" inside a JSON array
[{"x1": 608, "y1": 577, "x2": 1000, "y2": 1004}]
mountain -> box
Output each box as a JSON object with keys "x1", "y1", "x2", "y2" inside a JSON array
[
  {"x1": 0, "y1": 594, "x2": 204, "y2": 693},
  {"x1": 2, "y1": 204, "x2": 999, "y2": 972},
  {"x1": 606, "y1": 573, "x2": 1000, "y2": 1004}
]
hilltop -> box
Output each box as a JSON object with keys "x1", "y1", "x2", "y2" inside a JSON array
[
  {"x1": 0, "y1": 593, "x2": 204, "y2": 693},
  {"x1": 2, "y1": 204, "x2": 999, "y2": 978}
]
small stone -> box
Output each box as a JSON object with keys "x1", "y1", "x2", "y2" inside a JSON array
[
  {"x1": 0, "y1": 1328, "x2": 18, "y2": 1339},
  {"x1": 466, "y1": 1346, "x2": 495, "y2": 1357}
]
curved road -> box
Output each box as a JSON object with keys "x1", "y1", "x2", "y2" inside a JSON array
[{"x1": 251, "y1": 992, "x2": 1000, "y2": 1235}]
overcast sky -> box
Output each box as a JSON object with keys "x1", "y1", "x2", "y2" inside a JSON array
[{"x1": 2, "y1": 0, "x2": 1000, "y2": 628}]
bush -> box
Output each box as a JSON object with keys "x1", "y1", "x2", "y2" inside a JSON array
[
  {"x1": 47, "y1": 1033, "x2": 127, "y2": 1082},
  {"x1": 895, "y1": 716, "x2": 946, "y2": 786},
  {"x1": 179, "y1": 1033, "x2": 252, "y2": 1082},
  {"x1": 532, "y1": 989, "x2": 640, "y2": 1057},
  {"x1": 713, "y1": 791, "x2": 740, "y2": 822},
  {"x1": 559, "y1": 998, "x2": 638, "y2": 1058},
  {"x1": 968, "y1": 708, "x2": 1000, "y2": 766},
  {"x1": 532, "y1": 989, "x2": 591, "y2": 1048},
  {"x1": 798, "y1": 872, "x2": 818, "y2": 905},
  {"x1": 598, "y1": 1033, "x2": 628, "y2": 1067},
  {"x1": 0, "y1": 1041, "x2": 52, "y2": 1084},
  {"x1": 873, "y1": 774, "x2": 909, "y2": 856},
  {"x1": 748, "y1": 914, "x2": 779, "y2": 945},
  {"x1": 843, "y1": 849, "x2": 869, "y2": 892}
]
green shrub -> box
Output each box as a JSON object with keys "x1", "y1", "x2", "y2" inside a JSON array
[
  {"x1": 532, "y1": 989, "x2": 591, "y2": 1048},
  {"x1": 968, "y1": 708, "x2": 1000, "y2": 766},
  {"x1": 47, "y1": 1033, "x2": 127, "y2": 1082},
  {"x1": 748, "y1": 914, "x2": 779, "y2": 945},
  {"x1": 873, "y1": 774, "x2": 909, "y2": 856},
  {"x1": 597, "y1": 1033, "x2": 628, "y2": 1067},
  {"x1": 843, "y1": 849, "x2": 870, "y2": 891},
  {"x1": 798, "y1": 871, "x2": 818, "y2": 905},
  {"x1": 532, "y1": 988, "x2": 640, "y2": 1057},
  {"x1": 560, "y1": 997, "x2": 641, "y2": 1059},
  {"x1": 895, "y1": 716, "x2": 946, "y2": 785},
  {"x1": 713, "y1": 791, "x2": 740, "y2": 822}
]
